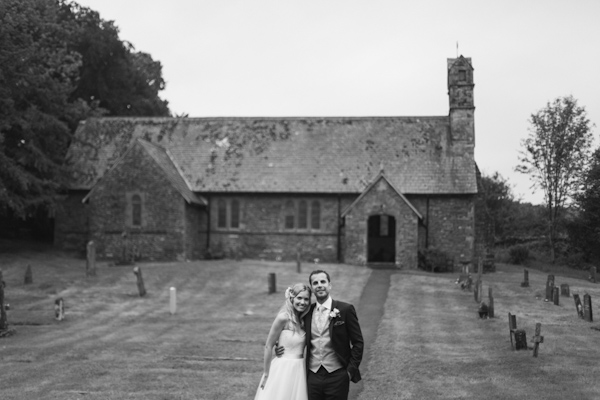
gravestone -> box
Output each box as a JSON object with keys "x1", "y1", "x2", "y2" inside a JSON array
[
  {"x1": 520, "y1": 269, "x2": 529, "y2": 287},
  {"x1": 474, "y1": 279, "x2": 480, "y2": 302},
  {"x1": 553, "y1": 287, "x2": 559, "y2": 306},
  {"x1": 545, "y1": 275, "x2": 555, "y2": 302},
  {"x1": 55, "y1": 298, "x2": 65, "y2": 321},
  {"x1": 0, "y1": 270, "x2": 7, "y2": 331},
  {"x1": 508, "y1": 313, "x2": 518, "y2": 350},
  {"x1": 133, "y1": 267, "x2": 147, "y2": 297},
  {"x1": 268, "y1": 273, "x2": 276, "y2": 294},
  {"x1": 169, "y1": 287, "x2": 176, "y2": 315},
  {"x1": 86, "y1": 241, "x2": 96, "y2": 277},
  {"x1": 560, "y1": 283, "x2": 570, "y2": 297},
  {"x1": 590, "y1": 267, "x2": 597, "y2": 283},
  {"x1": 24, "y1": 264, "x2": 33, "y2": 285},
  {"x1": 514, "y1": 329, "x2": 528, "y2": 350},
  {"x1": 573, "y1": 294, "x2": 584, "y2": 319},
  {"x1": 478, "y1": 302, "x2": 489, "y2": 319},
  {"x1": 488, "y1": 287, "x2": 495, "y2": 318},
  {"x1": 296, "y1": 249, "x2": 301, "y2": 274},
  {"x1": 532, "y1": 323, "x2": 544, "y2": 357},
  {"x1": 583, "y1": 294, "x2": 593, "y2": 322}
]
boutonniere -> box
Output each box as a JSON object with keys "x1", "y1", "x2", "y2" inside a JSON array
[{"x1": 329, "y1": 308, "x2": 340, "y2": 320}]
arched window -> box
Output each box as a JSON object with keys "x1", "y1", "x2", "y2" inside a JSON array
[
  {"x1": 217, "y1": 199, "x2": 227, "y2": 228},
  {"x1": 284, "y1": 201, "x2": 295, "y2": 230},
  {"x1": 230, "y1": 199, "x2": 240, "y2": 228},
  {"x1": 132, "y1": 194, "x2": 142, "y2": 226},
  {"x1": 298, "y1": 201, "x2": 308, "y2": 229},
  {"x1": 311, "y1": 201, "x2": 321, "y2": 230}
]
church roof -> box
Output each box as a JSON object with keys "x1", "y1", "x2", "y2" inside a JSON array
[
  {"x1": 67, "y1": 116, "x2": 478, "y2": 195},
  {"x1": 341, "y1": 172, "x2": 423, "y2": 219},
  {"x1": 81, "y1": 139, "x2": 206, "y2": 205}
]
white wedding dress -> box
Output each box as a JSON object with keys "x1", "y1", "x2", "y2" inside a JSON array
[{"x1": 254, "y1": 329, "x2": 308, "y2": 400}]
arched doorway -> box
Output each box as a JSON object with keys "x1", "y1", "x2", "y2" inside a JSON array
[{"x1": 367, "y1": 214, "x2": 396, "y2": 263}]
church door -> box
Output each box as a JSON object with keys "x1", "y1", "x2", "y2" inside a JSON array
[{"x1": 367, "y1": 214, "x2": 396, "y2": 263}]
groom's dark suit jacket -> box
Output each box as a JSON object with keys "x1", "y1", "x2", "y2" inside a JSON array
[{"x1": 303, "y1": 299, "x2": 364, "y2": 383}]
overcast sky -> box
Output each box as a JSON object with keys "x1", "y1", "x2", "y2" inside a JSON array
[{"x1": 74, "y1": 0, "x2": 600, "y2": 205}]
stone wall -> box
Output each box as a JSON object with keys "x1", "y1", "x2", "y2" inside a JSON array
[
  {"x1": 86, "y1": 144, "x2": 190, "y2": 261},
  {"x1": 410, "y1": 195, "x2": 476, "y2": 265},
  {"x1": 185, "y1": 202, "x2": 207, "y2": 260},
  {"x1": 206, "y1": 194, "x2": 355, "y2": 262}
]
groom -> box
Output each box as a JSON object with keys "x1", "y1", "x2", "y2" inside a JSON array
[{"x1": 304, "y1": 269, "x2": 364, "y2": 400}]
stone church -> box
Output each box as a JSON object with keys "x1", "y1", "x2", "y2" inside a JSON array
[{"x1": 55, "y1": 56, "x2": 489, "y2": 268}]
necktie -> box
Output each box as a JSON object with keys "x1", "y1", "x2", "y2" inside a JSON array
[{"x1": 316, "y1": 305, "x2": 327, "y2": 332}]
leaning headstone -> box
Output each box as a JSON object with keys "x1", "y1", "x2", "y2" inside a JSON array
[
  {"x1": 583, "y1": 294, "x2": 593, "y2": 322},
  {"x1": 545, "y1": 275, "x2": 555, "y2": 302},
  {"x1": 133, "y1": 267, "x2": 147, "y2": 297},
  {"x1": 55, "y1": 298, "x2": 65, "y2": 321},
  {"x1": 268, "y1": 273, "x2": 276, "y2": 294},
  {"x1": 521, "y1": 269, "x2": 529, "y2": 287},
  {"x1": 24, "y1": 264, "x2": 33, "y2": 285},
  {"x1": 508, "y1": 313, "x2": 518, "y2": 350},
  {"x1": 532, "y1": 323, "x2": 544, "y2": 357},
  {"x1": 0, "y1": 270, "x2": 7, "y2": 331},
  {"x1": 560, "y1": 283, "x2": 570, "y2": 297},
  {"x1": 553, "y1": 287, "x2": 559, "y2": 306},
  {"x1": 573, "y1": 294, "x2": 584, "y2": 319},
  {"x1": 86, "y1": 240, "x2": 96, "y2": 277}
]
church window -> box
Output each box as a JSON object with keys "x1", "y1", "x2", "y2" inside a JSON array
[
  {"x1": 131, "y1": 194, "x2": 142, "y2": 226},
  {"x1": 284, "y1": 201, "x2": 295, "y2": 229},
  {"x1": 458, "y1": 70, "x2": 466, "y2": 82},
  {"x1": 217, "y1": 198, "x2": 241, "y2": 230},
  {"x1": 231, "y1": 199, "x2": 240, "y2": 228},
  {"x1": 217, "y1": 199, "x2": 227, "y2": 228},
  {"x1": 298, "y1": 201, "x2": 308, "y2": 229},
  {"x1": 284, "y1": 199, "x2": 322, "y2": 231},
  {"x1": 311, "y1": 201, "x2": 321, "y2": 230}
]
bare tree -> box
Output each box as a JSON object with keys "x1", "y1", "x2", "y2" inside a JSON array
[{"x1": 516, "y1": 96, "x2": 595, "y2": 262}]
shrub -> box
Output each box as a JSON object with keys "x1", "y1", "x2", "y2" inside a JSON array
[
  {"x1": 508, "y1": 245, "x2": 530, "y2": 265},
  {"x1": 419, "y1": 248, "x2": 452, "y2": 273}
]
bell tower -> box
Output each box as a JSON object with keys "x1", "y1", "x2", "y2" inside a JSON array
[{"x1": 447, "y1": 56, "x2": 475, "y2": 148}]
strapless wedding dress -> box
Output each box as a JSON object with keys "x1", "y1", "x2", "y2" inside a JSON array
[{"x1": 254, "y1": 329, "x2": 308, "y2": 400}]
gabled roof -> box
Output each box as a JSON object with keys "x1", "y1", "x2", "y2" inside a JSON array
[
  {"x1": 67, "y1": 116, "x2": 478, "y2": 195},
  {"x1": 82, "y1": 139, "x2": 206, "y2": 206},
  {"x1": 341, "y1": 172, "x2": 423, "y2": 219}
]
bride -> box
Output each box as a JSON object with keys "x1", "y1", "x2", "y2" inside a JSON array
[{"x1": 254, "y1": 283, "x2": 311, "y2": 400}]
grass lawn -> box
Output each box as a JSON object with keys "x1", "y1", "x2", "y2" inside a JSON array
[
  {"x1": 0, "y1": 241, "x2": 370, "y2": 400},
  {"x1": 1, "y1": 240, "x2": 600, "y2": 399},
  {"x1": 361, "y1": 264, "x2": 600, "y2": 400}
]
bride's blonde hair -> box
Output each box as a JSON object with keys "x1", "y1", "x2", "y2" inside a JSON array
[{"x1": 279, "y1": 282, "x2": 311, "y2": 334}]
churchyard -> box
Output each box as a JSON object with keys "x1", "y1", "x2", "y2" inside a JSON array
[{"x1": 1, "y1": 240, "x2": 600, "y2": 399}]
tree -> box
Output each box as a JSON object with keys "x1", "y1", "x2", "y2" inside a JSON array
[
  {"x1": 567, "y1": 147, "x2": 600, "y2": 262},
  {"x1": 0, "y1": 0, "x2": 170, "y2": 222},
  {"x1": 480, "y1": 172, "x2": 514, "y2": 240},
  {"x1": 61, "y1": 2, "x2": 170, "y2": 117},
  {"x1": 516, "y1": 96, "x2": 595, "y2": 262},
  {"x1": 0, "y1": 0, "x2": 82, "y2": 218}
]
